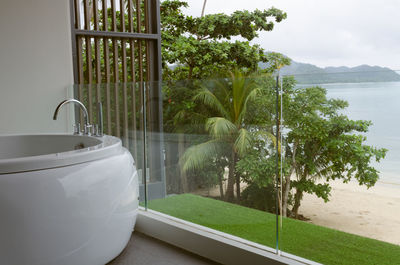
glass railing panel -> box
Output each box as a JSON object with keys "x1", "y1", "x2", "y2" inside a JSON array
[
  {"x1": 279, "y1": 70, "x2": 400, "y2": 264},
  {"x1": 146, "y1": 76, "x2": 281, "y2": 251},
  {"x1": 71, "y1": 83, "x2": 147, "y2": 202}
]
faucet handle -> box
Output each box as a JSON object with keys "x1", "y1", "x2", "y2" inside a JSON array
[
  {"x1": 73, "y1": 124, "x2": 82, "y2": 135},
  {"x1": 93, "y1": 124, "x2": 100, "y2": 136},
  {"x1": 84, "y1": 124, "x2": 92, "y2": 136}
]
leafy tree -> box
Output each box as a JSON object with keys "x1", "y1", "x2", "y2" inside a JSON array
[
  {"x1": 281, "y1": 81, "x2": 387, "y2": 217},
  {"x1": 160, "y1": 0, "x2": 287, "y2": 80},
  {"x1": 236, "y1": 135, "x2": 279, "y2": 212},
  {"x1": 231, "y1": 75, "x2": 387, "y2": 218},
  {"x1": 161, "y1": 0, "x2": 287, "y2": 196}
]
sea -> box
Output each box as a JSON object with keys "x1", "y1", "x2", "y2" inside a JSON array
[{"x1": 298, "y1": 81, "x2": 400, "y2": 186}]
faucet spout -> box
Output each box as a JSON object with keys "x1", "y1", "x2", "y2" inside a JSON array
[{"x1": 53, "y1": 99, "x2": 89, "y2": 126}]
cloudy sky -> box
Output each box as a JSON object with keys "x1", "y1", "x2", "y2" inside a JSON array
[{"x1": 182, "y1": 0, "x2": 400, "y2": 70}]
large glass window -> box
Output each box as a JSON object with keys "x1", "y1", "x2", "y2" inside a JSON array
[{"x1": 72, "y1": 68, "x2": 400, "y2": 264}]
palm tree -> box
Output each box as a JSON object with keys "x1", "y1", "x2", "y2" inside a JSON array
[{"x1": 180, "y1": 69, "x2": 260, "y2": 202}]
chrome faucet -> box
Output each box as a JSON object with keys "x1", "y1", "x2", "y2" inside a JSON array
[{"x1": 53, "y1": 99, "x2": 103, "y2": 136}]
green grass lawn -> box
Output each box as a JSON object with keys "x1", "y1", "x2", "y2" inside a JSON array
[{"x1": 146, "y1": 194, "x2": 400, "y2": 265}]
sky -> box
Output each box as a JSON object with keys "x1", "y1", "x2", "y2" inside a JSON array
[{"x1": 181, "y1": 0, "x2": 400, "y2": 70}]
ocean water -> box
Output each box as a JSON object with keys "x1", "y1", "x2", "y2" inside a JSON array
[{"x1": 301, "y1": 81, "x2": 400, "y2": 185}]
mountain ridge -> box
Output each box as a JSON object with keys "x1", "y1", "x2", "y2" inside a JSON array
[{"x1": 278, "y1": 61, "x2": 400, "y2": 84}]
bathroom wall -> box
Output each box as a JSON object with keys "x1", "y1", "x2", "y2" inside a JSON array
[{"x1": 0, "y1": 0, "x2": 74, "y2": 134}]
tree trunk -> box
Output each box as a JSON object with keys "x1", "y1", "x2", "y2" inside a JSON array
[
  {"x1": 178, "y1": 134, "x2": 189, "y2": 193},
  {"x1": 188, "y1": 66, "x2": 193, "y2": 79},
  {"x1": 218, "y1": 173, "x2": 224, "y2": 198},
  {"x1": 201, "y1": 0, "x2": 207, "y2": 17},
  {"x1": 233, "y1": 153, "x2": 241, "y2": 203},
  {"x1": 282, "y1": 141, "x2": 298, "y2": 217},
  {"x1": 225, "y1": 151, "x2": 236, "y2": 202},
  {"x1": 282, "y1": 170, "x2": 292, "y2": 217},
  {"x1": 216, "y1": 159, "x2": 224, "y2": 198},
  {"x1": 292, "y1": 188, "x2": 303, "y2": 218},
  {"x1": 235, "y1": 173, "x2": 241, "y2": 203}
]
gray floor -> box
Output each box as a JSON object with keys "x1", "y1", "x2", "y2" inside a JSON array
[{"x1": 107, "y1": 231, "x2": 220, "y2": 265}]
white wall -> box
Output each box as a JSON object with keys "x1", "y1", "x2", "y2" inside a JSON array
[{"x1": 0, "y1": 0, "x2": 74, "y2": 134}]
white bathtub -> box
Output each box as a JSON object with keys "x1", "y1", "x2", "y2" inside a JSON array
[{"x1": 0, "y1": 134, "x2": 138, "y2": 265}]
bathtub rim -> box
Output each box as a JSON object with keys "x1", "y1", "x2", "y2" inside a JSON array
[{"x1": 0, "y1": 134, "x2": 124, "y2": 174}]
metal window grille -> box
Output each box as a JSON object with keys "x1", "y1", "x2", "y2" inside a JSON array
[{"x1": 70, "y1": 0, "x2": 165, "y2": 197}]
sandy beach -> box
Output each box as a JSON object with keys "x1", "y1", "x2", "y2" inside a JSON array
[{"x1": 299, "y1": 180, "x2": 400, "y2": 245}]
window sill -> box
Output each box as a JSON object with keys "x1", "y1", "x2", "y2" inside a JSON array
[{"x1": 135, "y1": 208, "x2": 321, "y2": 265}]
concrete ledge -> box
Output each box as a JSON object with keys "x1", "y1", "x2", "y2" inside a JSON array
[{"x1": 136, "y1": 209, "x2": 320, "y2": 265}]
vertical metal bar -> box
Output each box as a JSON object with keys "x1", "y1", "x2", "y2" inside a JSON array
[
  {"x1": 275, "y1": 75, "x2": 280, "y2": 254},
  {"x1": 111, "y1": 0, "x2": 120, "y2": 137},
  {"x1": 104, "y1": 38, "x2": 112, "y2": 134},
  {"x1": 144, "y1": 0, "x2": 149, "y2": 34},
  {"x1": 70, "y1": 0, "x2": 79, "y2": 84},
  {"x1": 122, "y1": 48, "x2": 129, "y2": 146},
  {"x1": 106, "y1": 82, "x2": 112, "y2": 134},
  {"x1": 136, "y1": 0, "x2": 141, "y2": 32},
  {"x1": 102, "y1": 0, "x2": 112, "y2": 134},
  {"x1": 128, "y1": 0, "x2": 134, "y2": 33},
  {"x1": 77, "y1": 33, "x2": 84, "y2": 129},
  {"x1": 78, "y1": 84, "x2": 84, "y2": 122},
  {"x1": 144, "y1": 0, "x2": 153, "y2": 184},
  {"x1": 144, "y1": 0, "x2": 151, "y2": 82},
  {"x1": 84, "y1": 0, "x2": 93, "y2": 122},
  {"x1": 142, "y1": 76, "x2": 148, "y2": 209},
  {"x1": 137, "y1": 1, "x2": 144, "y2": 161},
  {"x1": 130, "y1": 41, "x2": 137, "y2": 160},
  {"x1": 123, "y1": 83, "x2": 129, "y2": 146},
  {"x1": 120, "y1": 0, "x2": 129, "y2": 145},
  {"x1": 150, "y1": 0, "x2": 162, "y2": 82},
  {"x1": 76, "y1": 42, "x2": 84, "y2": 126},
  {"x1": 86, "y1": 38, "x2": 93, "y2": 122},
  {"x1": 137, "y1": 0, "x2": 143, "y2": 83},
  {"x1": 93, "y1": 0, "x2": 99, "y2": 30},
  {"x1": 120, "y1": 0, "x2": 126, "y2": 32},
  {"x1": 114, "y1": 40, "x2": 120, "y2": 137},
  {"x1": 111, "y1": 0, "x2": 117, "y2": 31},
  {"x1": 94, "y1": 0, "x2": 102, "y2": 112},
  {"x1": 131, "y1": 83, "x2": 138, "y2": 160},
  {"x1": 83, "y1": 0, "x2": 92, "y2": 30},
  {"x1": 280, "y1": 76, "x2": 284, "y2": 231},
  {"x1": 102, "y1": 0, "x2": 108, "y2": 31},
  {"x1": 127, "y1": 0, "x2": 137, "y2": 158},
  {"x1": 70, "y1": 0, "x2": 81, "y2": 129},
  {"x1": 144, "y1": 0, "x2": 152, "y2": 183},
  {"x1": 75, "y1": 0, "x2": 83, "y2": 85}
]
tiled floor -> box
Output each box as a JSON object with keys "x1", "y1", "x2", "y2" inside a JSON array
[{"x1": 107, "y1": 231, "x2": 220, "y2": 265}]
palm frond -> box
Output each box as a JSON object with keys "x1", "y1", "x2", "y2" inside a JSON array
[
  {"x1": 193, "y1": 88, "x2": 230, "y2": 119},
  {"x1": 179, "y1": 139, "x2": 222, "y2": 172},
  {"x1": 234, "y1": 128, "x2": 252, "y2": 156},
  {"x1": 237, "y1": 87, "x2": 261, "y2": 124},
  {"x1": 205, "y1": 117, "x2": 237, "y2": 139},
  {"x1": 173, "y1": 110, "x2": 208, "y2": 133}
]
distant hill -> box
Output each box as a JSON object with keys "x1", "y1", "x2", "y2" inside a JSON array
[{"x1": 279, "y1": 61, "x2": 400, "y2": 84}]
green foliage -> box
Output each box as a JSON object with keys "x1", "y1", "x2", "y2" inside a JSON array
[
  {"x1": 240, "y1": 183, "x2": 277, "y2": 212},
  {"x1": 160, "y1": 0, "x2": 287, "y2": 79},
  {"x1": 280, "y1": 77, "x2": 387, "y2": 215},
  {"x1": 236, "y1": 138, "x2": 276, "y2": 187},
  {"x1": 291, "y1": 179, "x2": 331, "y2": 202}
]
